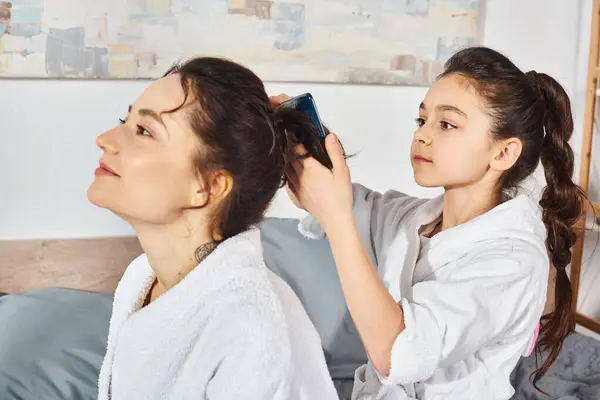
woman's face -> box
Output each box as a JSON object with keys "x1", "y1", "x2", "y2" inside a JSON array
[{"x1": 88, "y1": 74, "x2": 206, "y2": 225}]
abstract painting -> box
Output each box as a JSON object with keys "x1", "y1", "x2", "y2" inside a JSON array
[{"x1": 0, "y1": 0, "x2": 482, "y2": 85}]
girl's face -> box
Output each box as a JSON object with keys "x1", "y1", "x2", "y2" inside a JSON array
[
  {"x1": 410, "y1": 74, "x2": 497, "y2": 190},
  {"x1": 87, "y1": 74, "x2": 207, "y2": 225}
]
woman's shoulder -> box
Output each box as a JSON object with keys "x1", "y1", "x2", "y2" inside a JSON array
[
  {"x1": 215, "y1": 264, "x2": 314, "y2": 329},
  {"x1": 114, "y1": 253, "x2": 153, "y2": 296},
  {"x1": 209, "y1": 266, "x2": 322, "y2": 361}
]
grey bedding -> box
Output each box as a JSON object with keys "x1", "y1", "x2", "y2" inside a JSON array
[
  {"x1": 510, "y1": 332, "x2": 600, "y2": 399},
  {"x1": 0, "y1": 288, "x2": 113, "y2": 400}
]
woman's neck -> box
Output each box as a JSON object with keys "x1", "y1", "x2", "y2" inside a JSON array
[
  {"x1": 133, "y1": 219, "x2": 215, "y2": 292},
  {"x1": 441, "y1": 183, "x2": 502, "y2": 231}
]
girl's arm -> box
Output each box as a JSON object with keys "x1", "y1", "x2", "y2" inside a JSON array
[
  {"x1": 287, "y1": 134, "x2": 408, "y2": 375},
  {"x1": 325, "y1": 212, "x2": 406, "y2": 376}
]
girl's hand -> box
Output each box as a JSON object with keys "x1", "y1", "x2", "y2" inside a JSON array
[
  {"x1": 269, "y1": 93, "x2": 291, "y2": 105},
  {"x1": 288, "y1": 133, "x2": 353, "y2": 231}
]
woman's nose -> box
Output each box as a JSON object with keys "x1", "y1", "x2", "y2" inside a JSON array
[{"x1": 96, "y1": 128, "x2": 120, "y2": 154}]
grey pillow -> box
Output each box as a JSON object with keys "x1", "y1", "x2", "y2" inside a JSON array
[
  {"x1": 0, "y1": 288, "x2": 112, "y2": 400},
  {"x1": 260, "y1": 217, "x2": 368, "y2": 379}
]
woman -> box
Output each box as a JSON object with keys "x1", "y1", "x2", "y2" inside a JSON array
[
  {"x1": 88, "y1": 57, "x2": 339, "y2": 400},
  {"x1": 277, "y1": 46, "x2": 586, "y2": 399}
]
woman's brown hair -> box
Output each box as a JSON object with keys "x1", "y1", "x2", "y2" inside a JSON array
[{"x1": 162, "y1": 57, "x2": 332, "y2": 242}]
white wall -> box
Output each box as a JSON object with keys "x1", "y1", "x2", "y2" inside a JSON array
[{"x1": 0, "y1": 0, "x2": 588, "y2": 240}]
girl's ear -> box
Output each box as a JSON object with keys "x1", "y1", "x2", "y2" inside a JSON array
[{"x1": 489, "y1": 137, "x2": 522, "y2": 172}]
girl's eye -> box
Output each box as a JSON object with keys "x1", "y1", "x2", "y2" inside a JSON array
[
  {"x1": 119, "y1": 118, "x2": 126, "y2": 124},
  {"x1": 136, "y1": 125, "x2": 152, "y2": 137},
  {"x1": 415, "y1": 117, "x2": 425, "y2": 127},
  {"x1": 441, "y1": 121, "x2": 457, "y2": 130}
]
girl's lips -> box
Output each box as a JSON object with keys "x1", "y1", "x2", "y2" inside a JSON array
[{"x1": 413, "y1": 155, "x2": 432, "y2": 163}]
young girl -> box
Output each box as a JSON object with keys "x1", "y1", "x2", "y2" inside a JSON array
[
  {"x1": 276, "y1": 46, "x2": 586, "y2": 399},
  {"x1": 88, "y1": 57, "x2": 339, "y2": 400}
]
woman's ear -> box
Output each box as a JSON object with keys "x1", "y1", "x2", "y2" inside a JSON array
[
  {"x1": 189, "y1": 170, "x2": 233, "y2": 209},
  {"x1": 208, "y1": 170, "x2": 233, "y2": 203}
]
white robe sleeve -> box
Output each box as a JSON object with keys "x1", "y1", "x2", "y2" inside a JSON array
[
  {"x1": 299, "y1": 183, "x2": 424, "y2": 266},
  {"x1": 380, "y1": 248, "x2": 547, "y2": 385}
]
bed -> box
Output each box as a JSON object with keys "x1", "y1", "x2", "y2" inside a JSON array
[
  {"x1": 0, "y1": 236, "x2": 142, "y2": 295},
  {"x1": 0, "y1": 219, "x2": 598, "y2": 400}
]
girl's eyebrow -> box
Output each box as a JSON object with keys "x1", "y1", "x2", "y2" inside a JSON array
[{"x1": 419, "y1": 102, "x2": 468, "y2": 118}]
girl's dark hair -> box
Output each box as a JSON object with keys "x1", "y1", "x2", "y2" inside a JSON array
[
  {"x1": 440, "y1": 47, "x2": 586, "y2": 387},
  {"x1": 162, "y1": 57, "x2": 330, "y2": 241}
]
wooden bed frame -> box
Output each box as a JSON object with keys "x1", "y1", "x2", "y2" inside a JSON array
[{"x1": 0, "y1": 237, "x2": 142, "y2": 294}]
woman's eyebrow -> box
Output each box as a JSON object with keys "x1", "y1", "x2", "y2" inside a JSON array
[{"x1": 129, "y1": 104, "x2": 166, "y2": 127}]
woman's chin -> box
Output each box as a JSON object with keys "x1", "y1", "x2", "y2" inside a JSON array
[
  {"x1": 87, "y1": 184, "x2": 114, "y2": 211},
  {"x1": 87, "y1": 191, "x2": 135, "y2": 227}
]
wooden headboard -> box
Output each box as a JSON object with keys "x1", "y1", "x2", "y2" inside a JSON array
[{"x1": 0, "y1": 237, "x2": 142, "y2": 294}]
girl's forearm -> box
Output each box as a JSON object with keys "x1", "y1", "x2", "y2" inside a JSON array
[{"x1": 324, "y1": 215, "x2": 405, "y2": 375}]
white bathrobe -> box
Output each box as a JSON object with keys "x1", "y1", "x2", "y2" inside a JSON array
[
  {"x1": 97, "y1": 228, "x2": 339, "y2": 400},
  {"x1": 299, "y1": 184, "x2": 549, "y2": 400}
]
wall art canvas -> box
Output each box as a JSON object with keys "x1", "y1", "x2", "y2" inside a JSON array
[{"x1": 0, "y1": 0, "x2": 483, "y2": 84}]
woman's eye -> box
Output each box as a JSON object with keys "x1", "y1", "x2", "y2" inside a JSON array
[
  {"x1": 415, "y1": 118, "x2": 425, "y2": 127},
  {"x1": 136, "y1": 125, "x2": 152, "y2": 137},
  {"x1": 119, "y1": 118, "x2": 126, "y2": 124}
]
